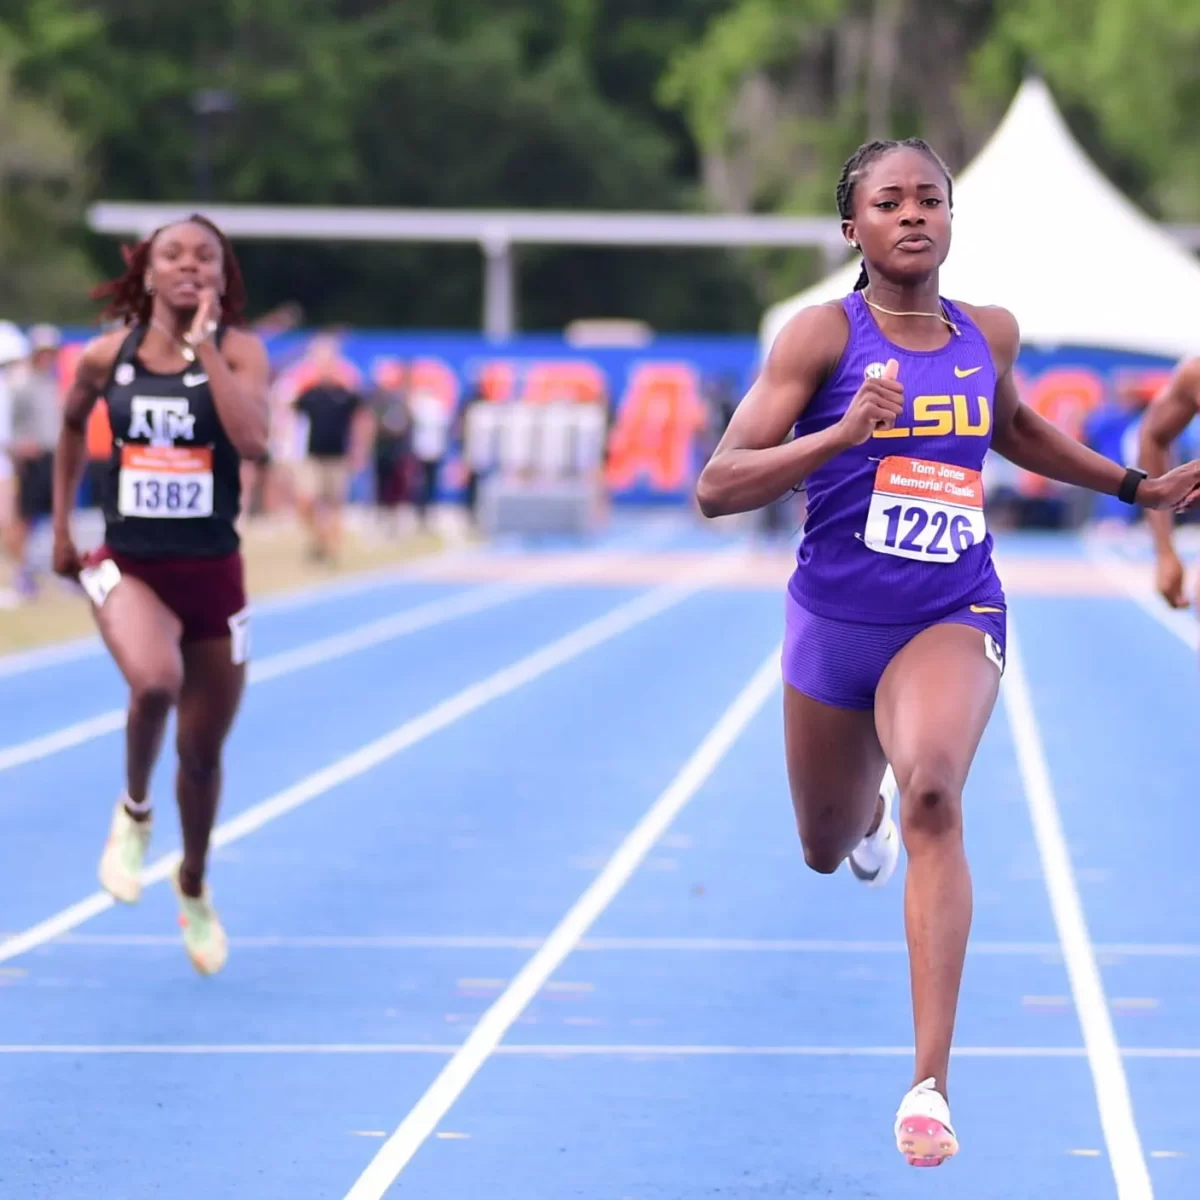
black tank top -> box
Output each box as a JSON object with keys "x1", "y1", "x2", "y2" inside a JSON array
[{"x1": 101, "y1": 324, "x2": 242, "y2": 559}]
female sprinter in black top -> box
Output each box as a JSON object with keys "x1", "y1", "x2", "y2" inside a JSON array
[{"x1": 52, "y1": 214, "x2": 269, "y2": 975}]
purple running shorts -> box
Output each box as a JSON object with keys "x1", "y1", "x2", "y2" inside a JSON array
[{"x1": 782, "y1": 594, "x2": 1006, "y2": 711}]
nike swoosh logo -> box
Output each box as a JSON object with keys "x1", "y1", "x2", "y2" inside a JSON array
[
  {"x1": 183, "y1": 373, "x2": 208, "y2": 387},
  {"x1": 969, "y1": 604, "x2": 1003, "y2": 614},
  {"x1": 954, "y1": 366, "x2": 983, "y2": 378}
]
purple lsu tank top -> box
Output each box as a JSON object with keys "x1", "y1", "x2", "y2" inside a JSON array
[{"x1": 787, "y1": 290, "x2": 1005, "y2": 624}]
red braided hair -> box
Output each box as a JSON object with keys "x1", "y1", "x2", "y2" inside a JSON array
[{"x1": 91, "y1": 213, "x2": 248, "y2": 327}]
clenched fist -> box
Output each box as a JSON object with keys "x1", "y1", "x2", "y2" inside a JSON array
[{"x1": 835, "y1": 358, "x2": 904, "y2": 447}]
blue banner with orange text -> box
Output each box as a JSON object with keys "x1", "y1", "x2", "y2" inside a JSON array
[{"x1": 56, "y1": 328, "x2": 1180, "y2": 508}]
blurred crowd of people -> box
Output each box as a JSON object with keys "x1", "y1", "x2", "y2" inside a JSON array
[
  {"x1": 0, "y1": 322, "x2": 67, "y2": 602},
  {"x1": 246, "y1": 334, "x2": 621, "y2": 562},
  {"x1": 244, "y1": 334, "x2": 465, "y2": 563},
  {"x1": 0, "y1": 325, "x2": 627, "y2": 604},
  {"x1": 2, "y1": 319, "x2": 1184, "y2": 607},
  {"x1": 0, "y1": 325, "x2": 477, "y2": 603}
]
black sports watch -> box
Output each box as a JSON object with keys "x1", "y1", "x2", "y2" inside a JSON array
[{"x1": 1118, "y1": 466, "x2": 1147, "y2": 505}]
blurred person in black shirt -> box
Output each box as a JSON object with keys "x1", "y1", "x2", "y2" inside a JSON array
[
  {"x1": 367, "y1": 362, "x2": 412, "y2": 537},
  {"x1": 292, "y1": 339, "x2": 369, "y2": 562}
]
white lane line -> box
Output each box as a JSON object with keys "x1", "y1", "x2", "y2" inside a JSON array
[
  {"x1": 0, "y1": 509, "x2": 690, "y2": 681},
  {"x1": 38, "y1": 934, "x2": 1065, "y2": 954},
  {"x1": 0, "y1": 581, "x2": 533, "y2": 775},
  {"x1": 0, "y1": 1044, "x2": 463, "y2": 1055},
  {"x1": 0, "y1": 528, "x2": 712, "y2": 774},
  {"x1": 341, "y1": 646, "x2": 781, "y2": 1200},
  {"x1": 0, "y1": 711, "x2": 131, "y2": 773},
  {"x1": 239, "y1": 545, "x2": 489, "y2": 616},
  {"x1": 5, "y1": 1042, "x2": 1199, "y2": 1060},
  {"x1": 0, "y1": 550, "x2": 477, "y2": 681},
  {"x1": 1003, "y1": 618, "x2": 1153, "y2": 1200},
  {"x1": 0, "y1": 570, "x2": 724, "y2": 968},
  {"x1": 43, "y1": 934, "x2": 550, "y2": 949},
  {"x1": 245, "y1": 581, "x2": 531, "y2": 684},
  {"x1": 0, "y1": 1043, "x2": 1086, "y2": 1057},
  {"x1": 0, "y1": 635, "x2": 102, "y2": 679},
  {"x1": 1082, "y1": 536, "x2": 1197, "y2": 651},
  {"x1": 39, "y1": 933, "x2": 1200, "y2": 956}
]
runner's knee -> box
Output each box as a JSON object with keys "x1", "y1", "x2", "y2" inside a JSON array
[
  {"x1": 175, "y1": 710, "x2": 228, "y2": 780},
  {"x1": 129, "y1": 671, "x2": 182, "y2": 720},
  {"x1": 176, "y1": 734, "x2": 222, "y2": 783},
  {"x1": 793, "y1": 791, "x2": 874, "y2": 874},
  {"x1": 801, "y1": 838, "x2": 845, "y2": 875},
  {"x1": 898, "y1": 757, "x2": 962, "y2": 843}
]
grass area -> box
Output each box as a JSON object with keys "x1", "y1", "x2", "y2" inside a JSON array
[{"x1": 0, "y1": 516, "x2": 450, "y2": 656}]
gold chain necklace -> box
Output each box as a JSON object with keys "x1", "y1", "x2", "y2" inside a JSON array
[
  {"x1": 862, "y1": 293, "x2": 960, "y2": 337},
  {"x1": 150, "y1": 318, "x2": 198, "y2": 363}
]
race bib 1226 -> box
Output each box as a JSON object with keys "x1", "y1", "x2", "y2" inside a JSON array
[
  {"x1": 118, "y1": 445, "x2": 214, "y2": 519},
  {"x1": 863, "y1": 456, "x2": 986, "y2": 562}
]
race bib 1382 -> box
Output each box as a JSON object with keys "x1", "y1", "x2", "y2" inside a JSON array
[{"x1": 118, "y1": 445, "x2": 214, "y2": 519}]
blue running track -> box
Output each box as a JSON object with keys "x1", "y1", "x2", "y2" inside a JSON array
[{"x1": 0, "y1": 516, "x2": 1194, "y2": 1198}]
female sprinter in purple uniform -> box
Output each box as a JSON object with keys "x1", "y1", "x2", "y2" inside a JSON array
[
  {"x1": 697, "y1": 138, "x2": 1200, "y2": 1167},
  {"x1": 52, "y1": 215, "x2": 269, "y2": 976}
]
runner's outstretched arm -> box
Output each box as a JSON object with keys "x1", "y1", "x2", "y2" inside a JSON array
[
  {"x1": 980, "y1": 308, "x2": 1200, "y2": 509},
  {"x1": 1138, "y1": 359, "x2": 1200, "y2": 607}
]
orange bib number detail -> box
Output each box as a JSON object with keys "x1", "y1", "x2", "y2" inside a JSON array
[
  {"x1": 863, "y1": 456, "x2": 986, "y2": 562},
  {"x1": 118, "y1": 446, "x2": 214, "y2": 519}
]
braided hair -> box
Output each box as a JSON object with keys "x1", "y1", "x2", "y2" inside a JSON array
[
  {"x1": 836, "y1": 138, "x2": 953, "y2": 291},
  {"x1": 91, "y1": 213, "x2": 248, "y2": 327}
]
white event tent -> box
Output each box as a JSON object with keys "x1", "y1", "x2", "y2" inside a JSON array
[{"x1": 759, "y1": 77, "x2": 1200, "y2": 363}]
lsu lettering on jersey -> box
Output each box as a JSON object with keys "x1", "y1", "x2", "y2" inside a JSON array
[{"x1": 787, "y1": 291, "x2": 1005, "y2": 624}]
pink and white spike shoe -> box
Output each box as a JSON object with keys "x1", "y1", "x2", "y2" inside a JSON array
[{"x1": 894, "y1": 1077, "x2": 959, "y2": 1167}]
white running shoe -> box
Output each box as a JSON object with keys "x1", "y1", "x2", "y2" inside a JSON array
[
  {"x1": 171, "y1": 870, "x2": 229, "y2": 976},
  {"x1": 98, "y1": 797, "x2": 152, "y2": 904},
  {"x1": 894, "y1": 1076, "x2": 958, "y2": 1167},
  {"x1": 847, "y1": 765, "x2": 900, "y2": 888}
]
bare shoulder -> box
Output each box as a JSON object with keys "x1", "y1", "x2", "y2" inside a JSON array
[
  {"x1": 218, "y1": 327, "x2": 270, "y2": 390},
  {"x1": 73, "y1": 328, "x2": 128, "y2": 389},
  {"x1": 63, "y1": 326, "x2": 130, "y2": 396},
  {"x1": 955, "y1": 302, "x2": 1019, "y2": 374},
  {"x1": 764, "y1": 299, "x2": 850, "y2": 382},
  {"x1": 1172, "y1": 355, "x2": 1200, "y2": 394},
  {"x1": 221, "y1": 326, "x2": 268, "y2": 361},
  {"x1": 1144, "y1": 355, "x2": 1200, "y2": 416},
  {"x1": 61, "y1": 327, "x2": 129, "y2": 424}
]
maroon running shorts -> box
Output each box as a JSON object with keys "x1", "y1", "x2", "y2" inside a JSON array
[{"x1": 82, "y1": 545, "x2": 248, "y2": 653}]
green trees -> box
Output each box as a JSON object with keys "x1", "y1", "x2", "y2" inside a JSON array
[
  {"x1": 0, "y1": 0, "x2": 1194, "y2": 330},
  {"x1": 0, "y1": 52, "x2": 94, "y2": 320}
]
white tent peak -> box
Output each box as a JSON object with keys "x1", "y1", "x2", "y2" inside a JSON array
[{"x1": 760, "y1": 76, "x2": 1200, "y2": 361}]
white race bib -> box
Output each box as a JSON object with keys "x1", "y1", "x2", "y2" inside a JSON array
[
  {"x1": 228, "y1": 606, "x2": 251, "y2": 665},
  {"x1": 79, "y1": 558, "x2": 122, "y2": 608},
  {"x1": 118, "y1": 445, "x2": 214, "y2": 519},
  {"x1": 863, "y1": 455, "x2": 986, "y2": 562}
]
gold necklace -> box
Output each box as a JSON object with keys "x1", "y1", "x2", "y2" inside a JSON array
[
  {"x1": 150, "y1": 318, "x2": 197, "y2": 363},
  {"x1": 862, "y1": 293, "x2": 960, "y2": 337}
]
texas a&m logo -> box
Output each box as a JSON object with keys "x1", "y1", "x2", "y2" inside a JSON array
[{"x1": 128, "y1": 397, "x2": 196, "y2": 446}]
